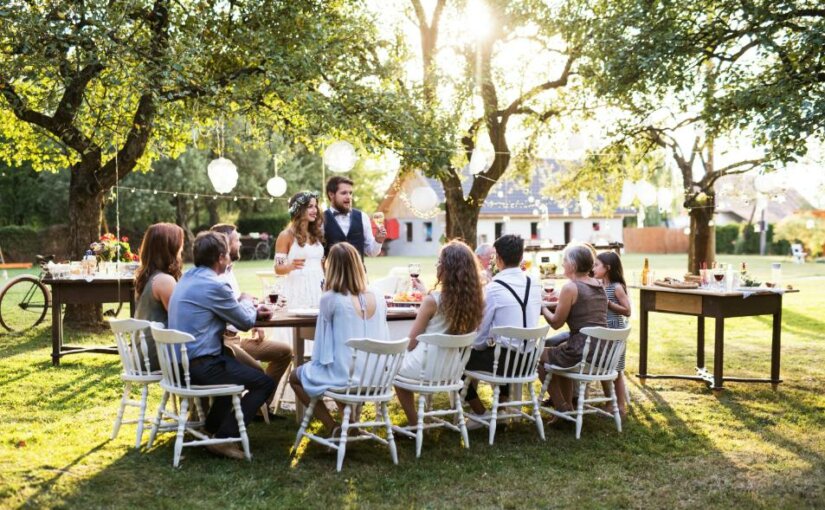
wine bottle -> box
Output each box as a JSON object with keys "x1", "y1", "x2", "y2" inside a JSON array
[{"x1": 641, "y1": 257, "x2": 650, "y2": 286}]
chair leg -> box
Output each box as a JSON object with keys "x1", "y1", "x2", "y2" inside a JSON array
[
  {"x1": 528, "y1": 383, "x2": 545, "y2": 441},
  {"x1": 272, "y1": 363, "x2": 292, "y2": 415},
  {"x1": 454, "y1": 390, "x2": 470, "y2": 449},
  {"x1": 575, "y1": 382, "x2": 586, "y2": 440},
  {"x1": 135, "y1": 384, "x2": 150, "y2": 448},
  {"x1": 173, "y1": 397, "x2": 189, "y2": 468},
  {"x1": 147, "y1": 390, "x2": 169, "y2": 449},
  {"x1": 416, "y1": 394, "x2": 426, "y2": 458},
  {"x1": 292, "y1": 398, "x2": 317, "y2": 453},
  {"x1": 489, "y1": 385, "x2": 500, "y2": 445},
  {"x1": 336, "y1": 405, "x2": 353, "y2": 472},
  {"x1": 539, "y1": 371, "x2": 552, "y2": 406},
  {"x1": 260, "y1": 403, "x2": 270, "y2": 425},
  {"x1": 193, "y1": 397, "x2": 206, "y2": 423},
  {"x1": 610, "y1": 381, "x2": 622, "y2": 433},
  {"x1": 111, "y1": 382, "x2": 130, "y2": 441},
  {"x1": 383, "y1": 402, "x2": 398, "y2": 465},
  {"x1": 233, "y1": 394, "x2": 251, "y2": 461}
]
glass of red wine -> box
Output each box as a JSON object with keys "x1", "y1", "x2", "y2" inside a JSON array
[
  {"x1": 408, "y1": 263, "x2": 421, "y2": 279},
  {"x1": 713, "y1": 264, "x2": 726, "y2": 291},
  {"x1": 267, "y1": 284, "x2": 283, "y2": 310}
]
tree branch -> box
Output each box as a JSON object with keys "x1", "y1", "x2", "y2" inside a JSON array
[{"x1": 500, "y1": 52, "x2": 576, "y2": 120}]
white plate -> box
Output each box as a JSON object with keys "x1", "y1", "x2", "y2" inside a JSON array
[{"x1": 289, "y1": 308, "x2": 319, "y2": 316}]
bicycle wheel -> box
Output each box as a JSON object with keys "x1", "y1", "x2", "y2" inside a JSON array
[
  {"x1": 0, "y1": 275, "x2": 50, "y2": 332},
  {"x1": 254, "y1": 241, "x2": 271, "y2": 260}
]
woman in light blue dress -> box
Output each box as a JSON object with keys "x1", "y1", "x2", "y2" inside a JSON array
[{"x1": 289, "y1": 242, "x2": 389, "y2": 433}]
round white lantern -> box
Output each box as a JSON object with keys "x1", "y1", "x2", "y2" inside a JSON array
[
  {"x1": 323, "y1": 141, "x2": 358, "y2": 173},
  {"x1": 469, "y1": 147, "x2": 491, "y2": 175},
  {"x1": 806, "y1": 219, "x2": 816, "y2": 230},
  {"x1": 266, "y1": 176, "x2": 287, "y2": 197},
  {"x1": 619, "y1": 180, "x2": 636, "y2": 207},
  {"x1": 635, "y1": 180, "x2": 657, "y2": 207},
  {"x1": 657, "y1": 187, "x2": 674, "y2": 211},
  {"x1": 580, "y1": 200, "x2": 593, "y2": 219},
  {"x1": 409, "y1": 186, "x2": 438, "y2": 212},
  {"x1": 207, "y1": 157, "x2": 238, "y2": 194}
]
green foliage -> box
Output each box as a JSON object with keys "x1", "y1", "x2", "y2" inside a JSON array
[
  {"x1": 560, "y1": 0, "x2": 824, "y2": 162},
  {"x1": 716, "y1": 225, "x2": 739, "y2": 254},
  {"x1": 734, "y1": 224, "x2": 790, "y2": 256},
  {"x1": 0, "y1": 163, "x2": 69, "y2": 228},
  {"x1": 236, "y1": 214, "x2": 291, "y2": 237},
  {"x1": 0, "y1": 225, "x2": 39, "y2": 262},
  {"x1": 775, "y1": 214, "x2": 825, "y2": 257}
]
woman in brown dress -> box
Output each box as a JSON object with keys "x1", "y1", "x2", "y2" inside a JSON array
[{"x1": 538, "y1": 244, "x2": 607, "y2": 415}]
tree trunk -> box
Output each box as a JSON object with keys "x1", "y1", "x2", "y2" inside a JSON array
[
  {"x1": 444, "y1": 194, "x2": 480, "y2": 249},
  {"x1": 206, "y1": 200, "x2": 220, "y2": 227},
  {"x1": 688, "y1": 202, "x2": 715, "y2": 274},
  {"x1": 175, "y1": 196, "x2": 195, "y2": 262},
  {"x1": 63, "y1": 169, "x2": 105, "y2": 329}
]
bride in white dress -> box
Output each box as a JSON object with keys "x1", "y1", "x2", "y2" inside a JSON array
[{"x1": 274, "y1": 191, "x2": 325, "y2": 310}]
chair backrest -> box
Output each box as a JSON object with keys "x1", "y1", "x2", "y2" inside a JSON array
[
  {"x1": 149, "y1": 324, "x2": 197, "y2": 391},
  {"x1": 109, "y1": 318, "x2": 154, "y2": 377},
  {"x1": 490, "y1": 325, "x2": 551, "y2": 380},
  {"x1": 577, "y1": 326, "x2": 632, "y2": 376},
  {"x1": 342, "y1": 338, "x2": 408, "y2": 397},
  {"x1": 408, "y1": 332, "x2": 476, "y2": 387}
]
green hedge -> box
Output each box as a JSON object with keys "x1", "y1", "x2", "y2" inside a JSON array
[
  {"x1": 715, "y1": 223, "x2": 791, "y2": 255},
  {"x1": 236, "y1": 213, "x2": 291, "y2": 236},
  {"x1": 0, "y1": 225, "x2": 41, "y2": 262}
]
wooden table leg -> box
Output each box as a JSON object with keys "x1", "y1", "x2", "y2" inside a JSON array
[
  {"x1": 51, "y1": 291, "x2": 62, "y2": 366},
  {"x1": 638, "y1": 301, "x2": 649, "y2": 385},
  {"x1": 771, "y1": 308, "x2": 782, "y2": 390},
  {"x1": 713, "y1": 317, "x2": 724, "y2": 394},
  {"x1": 292, "y1": 326, "x2": 305, "y2": 423},
  {"x1": 697, "y1": 316, "x2": 705, "y2": 369}
]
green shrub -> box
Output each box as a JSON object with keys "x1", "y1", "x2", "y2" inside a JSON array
[
  {"x1": 0, "y1": 225, "x2": 41, "y2": 262},
  {"x1": 236, "y1": 213, "x2": 291, "y2": 236},
  {"x1": 775, "y1": 214, "x2": 825, "y2": 257},
  {"x1": 715, "y1": 224, "x2": 738, "y2": 254}
]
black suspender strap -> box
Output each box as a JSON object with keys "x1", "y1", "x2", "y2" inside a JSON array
[{"x1": 493, "y1": 277, "x2": 531, "y2": 327}]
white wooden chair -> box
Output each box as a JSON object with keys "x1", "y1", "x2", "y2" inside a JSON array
[
  {"x1": 540, "y1": 326, "x2": 631, "y2": 439},
  {"x1": 791, "y1": 243, "x2": 807, "y2": 264},
  {"x1": 392, "y1": 332, "x2": 476, "y2": 457},
  {"x1": 146, "y1": 324, "x2": 251, "y2": 467},
  {"x1": 461, "y1": 325, "x2": 550, "y2": 445},
  {"x1": 292, "y1": 337, "x2": 407, "y2": 472},
  {"x1": 109, "y1": 318, "x2": 162, "y2": 448}
]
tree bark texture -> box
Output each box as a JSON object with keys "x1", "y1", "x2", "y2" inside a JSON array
[{"x1": 688, "y1": 201, "x2": 716, "y2": 274}]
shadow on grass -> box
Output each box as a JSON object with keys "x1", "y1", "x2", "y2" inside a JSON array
[
  {"x1": 0, "y1": 326, "x2": 52, "y2": 359},
  {"x1": 21, "y1": 440, "x2": 110, "y2": 507},
  {"x1": 752, "y1": 308, "x2": 825, "y2": 339}
]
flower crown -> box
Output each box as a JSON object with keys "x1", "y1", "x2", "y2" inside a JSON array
[{"x1": 288, "y1": 191, "x2": 319, "y2": 217}]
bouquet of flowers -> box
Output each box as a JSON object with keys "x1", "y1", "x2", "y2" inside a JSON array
[{"x1": 90, "y1": 233, "x2": 139, "y2": 263}]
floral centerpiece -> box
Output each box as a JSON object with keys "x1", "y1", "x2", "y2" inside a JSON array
[{"x1": 90, "y1": 233, "x2": 139, "y2": 263}]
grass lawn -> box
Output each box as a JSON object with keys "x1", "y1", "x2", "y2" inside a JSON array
[{"x1": 1, "y1": 254, "x2": 824, "y2": 508}]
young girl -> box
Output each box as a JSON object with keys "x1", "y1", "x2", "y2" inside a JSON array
[{"x1": 593, "y1": 251, "x2": 632, "y2": 417}]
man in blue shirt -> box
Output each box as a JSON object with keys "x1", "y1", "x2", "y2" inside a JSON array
[{"x1": 169, "y1": 231, "x2": 274, "y2": 459}]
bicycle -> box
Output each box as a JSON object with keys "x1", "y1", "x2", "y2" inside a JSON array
[
  {"x1": 253, "y1": 233, "x2": 274, "y2": 261},
  {"x1": 0, "y1": 255, "x2": 53, "y2": 332},
  {"x1": 0, "y1": 255, "x2": 124, "y2": 333}
]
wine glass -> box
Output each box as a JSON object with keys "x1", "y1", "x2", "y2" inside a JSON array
[
  {"x1": 372, "y1": 211, "x2": 385, "y2": 226},
  {"x1": 713, "y1": 263, "x2": 726, "y2": 291},
  {"x1": 408, "y1": 263, "x2": 421, "y2": 279}
]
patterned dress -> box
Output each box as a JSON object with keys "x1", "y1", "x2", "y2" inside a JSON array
[{"x1": 605, "y1": 282, "x2": 627, "y2": 371}]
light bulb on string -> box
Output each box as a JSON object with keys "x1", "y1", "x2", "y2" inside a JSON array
[
  {"x1": 193, "y1": 194, "x2": 198, "y2": 200},
  {"x1": 153, "y1": 190, "x2": 158, "y2": 195}
]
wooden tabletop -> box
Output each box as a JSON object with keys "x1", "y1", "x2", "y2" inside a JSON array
[
  {"x1": 629, "y1": 284, "x2": 798, "y2": 297},
  {"x1": 256, "y1": 307, "x2": 417, "y2": 327}
]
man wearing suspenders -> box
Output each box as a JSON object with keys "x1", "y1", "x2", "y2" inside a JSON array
[{"x1": 465, "y1": 234, "x2": 542, "y2": 425}]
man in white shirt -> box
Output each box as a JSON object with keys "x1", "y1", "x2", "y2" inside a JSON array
[
  {"x1": 465, "y1": 234, "x2": 542, "y2": 419},
  {"x1": 210, "y1": 224, "x2": 291, "y2": 419},
  {"x1": 323, "y1": 175, "x2": 386, "y2": 258}
]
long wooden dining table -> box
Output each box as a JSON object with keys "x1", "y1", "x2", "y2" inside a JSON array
[{"x1": 255, "y1": 306, "x2": 418, "y2": 422}]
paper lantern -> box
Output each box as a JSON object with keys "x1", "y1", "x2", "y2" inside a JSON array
[
  {"x1": 207, "y1": 157, "x2": 238, "y2": 194},
  {"x1": 635, "y1": 180, "x2": 657, "y2": 207},
  {"x1": 806, "y1": 219, "x2": 816, "y2": 229},
  {"x1": 657, "y1": 187, "x2": 674, "y2": 211},
  {"x1": 619, "y1": 180, "x2": 636, "y2": 207},
  {"x1": 323, "y1": 141, "x2": 357, "y2": 173},
  {"x1": 409, "y1": 186, "x2": 438, "y2": 212},
  {"x1": 469, "y1": 147, "x2": 491, "y2": 175},
  {"x1": 266, "y1": 176, "x2": 287, "y2": 197}
]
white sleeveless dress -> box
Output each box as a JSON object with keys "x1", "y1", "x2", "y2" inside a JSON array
[{"x1": 281, "y1": 239, "x2": 325, "y2": 310}]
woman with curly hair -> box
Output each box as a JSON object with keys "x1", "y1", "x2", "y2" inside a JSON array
[
  {"x1": 394, "y1": 240, "x2": 486, "y2": 425},
  {"x1": 134, "y1": 222, "x2": 184, "y2": 370},
  {"x1": 274, "y1": 191, "x2": 325, "y2": 309}
]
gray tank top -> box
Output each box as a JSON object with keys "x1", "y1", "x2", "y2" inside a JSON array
[{"x1": 135, "y1": 272, "x2": 168, "y2": 370}]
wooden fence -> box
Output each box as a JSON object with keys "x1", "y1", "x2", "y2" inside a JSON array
[{"x1": 622, "y1": 227, "x2": 690, "y2": 254}]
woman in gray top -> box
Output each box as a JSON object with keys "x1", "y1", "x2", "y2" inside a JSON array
[
  {"x1": 539, "y1": 245, "x2": 608, "y2": 417},
  {"x1": 134, "y1": 223, "x2": 184, "y2": 371}
]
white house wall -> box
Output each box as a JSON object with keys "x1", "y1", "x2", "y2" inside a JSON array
[
  {"x1": 385, "y1": 216, "x2": 445, "y2": 256},
  {"x1": 476, "y1": 217, "x2": 624, "y2": 247}
]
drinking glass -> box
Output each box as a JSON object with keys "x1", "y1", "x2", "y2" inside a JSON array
[
  {"x1": 408, "y1": 263, "x2": 421, "y2": 279},
  {"x1": 372, "y1": 211, "x2": 385, "y2": 226},
  {"x1": 713, "y1": 264, "x2": 726, "y2": 291}
]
